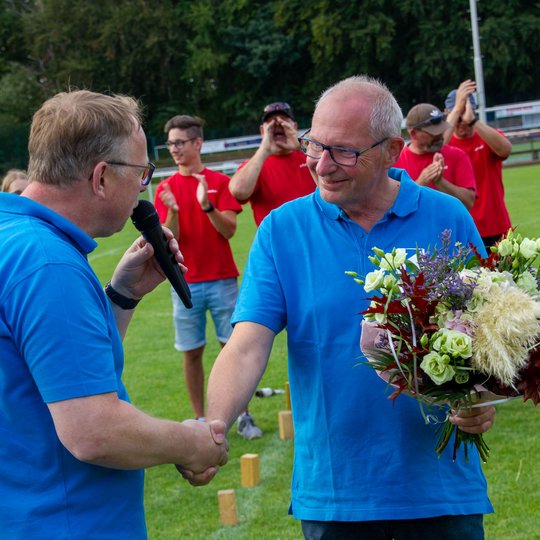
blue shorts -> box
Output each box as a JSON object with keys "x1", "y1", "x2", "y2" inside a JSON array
[{"x1": 172, "y1": 278, "x2": 237, "y2": 351}]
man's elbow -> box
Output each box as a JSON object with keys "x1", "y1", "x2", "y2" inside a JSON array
[{"x1": 60, "y1": 431, "x2": 112, "y2": 465}]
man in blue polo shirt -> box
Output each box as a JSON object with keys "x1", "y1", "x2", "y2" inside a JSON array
[
  {"x1": 207, "y1": 76, "x2": 496, "y2": 539},
  {"x1": 0, "y1": 90, "x2": 228, "y2": 539}
]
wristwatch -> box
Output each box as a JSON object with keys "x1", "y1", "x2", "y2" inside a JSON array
[
  {"x1": 203, "y1": 202, "x2": 215, "y2": 213},
  {"x1": 105, "y1": 281, "x2": 140, "y2": 309},
  {"x1": 468, "y1": 116, "x2": 479, "y2": 127}
]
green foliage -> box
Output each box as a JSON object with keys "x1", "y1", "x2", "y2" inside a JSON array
[{"x1": 1, "y1": 0, "x2": 540, "y2": 170}]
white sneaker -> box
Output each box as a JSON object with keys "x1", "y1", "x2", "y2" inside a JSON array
[{"x1": 237, "y1": 413, "x2": 263, "y2": 440}]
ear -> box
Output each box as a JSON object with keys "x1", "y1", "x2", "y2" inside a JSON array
[
  {"x1": 384, "y1": 137, "x2": 405, "y2": 168},
  {"x1": 90, "y1": 161, "x2": 108, "y2": 199},
  {"x1": 194, "y1": 137, "x2": 204, "y2": 151}
]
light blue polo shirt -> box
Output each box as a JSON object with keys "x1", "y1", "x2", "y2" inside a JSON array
[
  {"x1": 233, "y1": 169, "x2": 492, "y2": 521},
  {"x1": 0, "y1": 194, "x2": 146, "y2": 538}
]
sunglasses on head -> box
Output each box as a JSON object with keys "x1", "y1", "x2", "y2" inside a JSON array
[{"x1": 411, "y1": 113, "x2": 447, "y2": 130}]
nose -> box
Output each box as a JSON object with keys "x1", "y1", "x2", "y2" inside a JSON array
[{"x1": 314, "y1": 148, "x2": 337, "y2": 177}]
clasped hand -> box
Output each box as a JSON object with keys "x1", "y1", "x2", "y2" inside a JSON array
[{"x1": 175, "y1": 419, "x2": 229, "y2": 486}]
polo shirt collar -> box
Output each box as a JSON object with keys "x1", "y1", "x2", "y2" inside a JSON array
[
  {"x1": 0, "y1": 193, "x2": 97, "y2": 255},
  {"x1": 314, "y1": 167, "x2": 420, "y2": 221}
]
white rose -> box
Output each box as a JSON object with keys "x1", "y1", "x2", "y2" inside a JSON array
[{"x1": 364, "y1": 269, "x2": 386, "y2": 292}]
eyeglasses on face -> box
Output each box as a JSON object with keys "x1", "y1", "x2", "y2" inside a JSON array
[
  {"x1": 411, "y1": 113, "x2": 447, "y2": 130},
  {"x1": 298, "y1": 130, "x2": 388, "y2": 167},
  {"x1": 165, "y1": 137, "x2": 197, "y2": 149},
  {"x1": 107, "y1": 161, "x2": 156, "y2": 186}
]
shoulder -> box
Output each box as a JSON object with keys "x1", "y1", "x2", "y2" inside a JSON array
[{"x1": 204, "y1": 168, "x2": 230, "y2": 183}]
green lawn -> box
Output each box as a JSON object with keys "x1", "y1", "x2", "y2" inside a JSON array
[{"x1": 90, "y1": 164, "x2": 540, "y2": 540}]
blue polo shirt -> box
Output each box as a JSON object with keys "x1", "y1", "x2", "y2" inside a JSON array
[
  {"x1": 233, "y1": 169, "x2": 492, "y2": 521},
  {"x1": 0, "y1": 194, "x2": 145, "y2": 538}
]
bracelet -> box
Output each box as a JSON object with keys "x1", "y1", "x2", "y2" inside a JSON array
[
  {"x1": 202, "y1": 202, "x2": 215, "y2": 213},
  {"x1": 468, "y1": 117, "x2": 479, "y2": 127},
  {"x1": 105, "y1": 281, "x2": 140, "y2": 309}
]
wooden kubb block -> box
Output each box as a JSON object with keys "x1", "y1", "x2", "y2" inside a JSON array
[
  {"x1": 240, "y1": 453, "x2": 260, "y2": 487},
  {"x1": 278, "y1": 410, "x2": 294, "y2": 440},
  {"x1": 218, "y1": 489, "x2": 239, "y2": 526}
]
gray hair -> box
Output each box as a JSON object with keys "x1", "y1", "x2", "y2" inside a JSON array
[{"x1": 316, "y1": 75, "x2": 403, "y2": 141}]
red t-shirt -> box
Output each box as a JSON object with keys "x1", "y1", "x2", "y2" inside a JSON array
[
  {"x1": 154, "y1": 168, "x2": 241, "y2": 283},
  {"x1": 238, "y1": 150, "x2": 315, "y2": 226},
  {"x1": 395, "y1": 144, "x2": 476, "y2": 191},
  {"x1": 449, "y1": 131, "x2": 511, "y2": 237}
]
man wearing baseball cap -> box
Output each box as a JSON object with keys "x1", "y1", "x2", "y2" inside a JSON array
[
  {"x1": 395, "y1": 103, "x2": 476, "y2": 209},
  {"x1": 229, "y1": 102, "x2": 315, "y2": 226},
  {"x1": 444, "y1": 79, "x2": 513, "y2": 247}
]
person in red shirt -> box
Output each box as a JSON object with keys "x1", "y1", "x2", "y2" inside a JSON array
[
  {"x1": 155, "y1": 115, "x2": 262, "y2": 439},
  {"x1": 444, "y1": 80, "x2": 513, "y2": 247},
  {"x1": 395, "y1": 103, "x2": 476, "y2": 210},
  {"x1": 229, "y1": 102, "x2": 315, "y2": 226}
]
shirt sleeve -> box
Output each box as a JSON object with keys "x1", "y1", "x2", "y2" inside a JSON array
[{"x1": 8, "y1": 263, "x2": 120, "y2": 403}]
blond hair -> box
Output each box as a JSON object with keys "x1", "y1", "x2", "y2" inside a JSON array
[
  {"x1": 1, "y1": 169, "x2": 28, "y2": 193},
  {"x1": 28, "y1": 90, "x2": 142, "y2": 186}
]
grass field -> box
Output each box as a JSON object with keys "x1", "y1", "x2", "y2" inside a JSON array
[{"x1": 89, "y1": 164, "x2": 540, "y2": 540}]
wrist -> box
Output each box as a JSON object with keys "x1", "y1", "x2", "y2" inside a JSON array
[
  {"x1": 202, "y1": 202, "x2": 215, "y2": 213},
  {"x1": 105, "y1": 281, "x2": 140, "y2": 310}
]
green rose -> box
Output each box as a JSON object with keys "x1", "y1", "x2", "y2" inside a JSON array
[
  {"x1": 420, "y1": 352, "x2": 456, "y2": 385},
  {"x1": 519, "y1": 238, "x2": 538, "y2": 260},
  {"x1": 431, "y1": 328, "x2": 472, "y2": 359}
]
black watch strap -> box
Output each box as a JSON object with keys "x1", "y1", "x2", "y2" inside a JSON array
[
  {"x1": 105, "y1": 281, "x2": 140, "y2": 309},
  {"x1": 468, "y1": 117, "x2": 479, "y2": 127},
  {"x1": 203, "y1": 202, "x2": 215, "y2": 213}
]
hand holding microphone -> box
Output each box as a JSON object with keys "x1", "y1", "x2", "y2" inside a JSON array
[{"x1": 131, "y1": 200, "x2": 192, "y2": 308}]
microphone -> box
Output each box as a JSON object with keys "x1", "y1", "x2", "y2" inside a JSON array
[{"x1": 131, "y1": 200, "x2": 193, "y2": 309}]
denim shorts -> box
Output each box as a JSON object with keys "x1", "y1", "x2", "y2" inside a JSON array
[
  {"x1": 301, "y1": 515, "x2": 484, "y2": 540},
  {"x1": 172, "y1": 278, "x2": 237, "y2": 351}
]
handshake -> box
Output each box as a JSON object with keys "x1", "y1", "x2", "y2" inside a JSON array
[{"x1": 175, "y1": 419, "x2": 229, "y2": 487}]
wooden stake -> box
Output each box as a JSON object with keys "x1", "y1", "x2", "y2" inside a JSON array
[
  {"x1": 278, "y1": 410, "x2": 294, "y2": 440},
  {"x1": 217, "y1": 489, "x2": 238, "y2": 526},
  {"x1": 285, "y1": 381, "x2": 291, "y2": 411},
  {"x1": 240, "y1": 453, "x2": 260, "y2": 487}
]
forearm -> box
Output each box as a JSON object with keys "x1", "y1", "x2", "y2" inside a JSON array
[
  {"x1": 207, "y1": 322, "x2": 274, "y2": 430},
  {"x1": 163, "y1": 208, "x2": 179, "y2": 239},
  {"x1": 473, "y1": 122, "x2": 512, "y2": 158},
  {"x1": 206, "y1": 209, "x2": 237, "y2": 239},
  {"x1": 229, "y1": 147, "x2": 270, "y2": 201},
  {"x1": 50, "y1": 394, "x2": 223, "y2": 471},
  {"x1": 434, "y1": 179, "x2": 475, "y2": 209}
]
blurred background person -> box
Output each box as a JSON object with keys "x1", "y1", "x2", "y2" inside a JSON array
[
  {"x1": 444, "y1": 80, "x2": 513, "y2": 247},
  {"x1": 154, "y1": 114, "x2": 262, "y2": 440},
  {"x1": 1, "y1": 168, "x2": 29, "y2": 194},
  {"x1": 395, "y1": 104, "x2": 476, "y2": 210},
  {"x1": 229, "y1": 102, "x2": 315, "y2": 226}
]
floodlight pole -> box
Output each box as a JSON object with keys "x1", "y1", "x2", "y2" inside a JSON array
[{"x1": 469, "y1": 0, "x2": 487, "y2": 122}]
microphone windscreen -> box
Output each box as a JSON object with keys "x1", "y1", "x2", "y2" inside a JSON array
[{"x1": 131, "y1": 199, "x2": 160, "y2": 231}]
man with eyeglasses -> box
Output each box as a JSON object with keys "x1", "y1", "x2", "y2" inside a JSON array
[
  {"x1": 229, "y1": 102, "x2": 315, "y2": 226},
  {"x1": 207, "y1": 76, "x2": 495, "y2": 539},
  {"x1": 154, "y1": 115, "x2": 262, "y2": 440},
  {"x1": 0, "y1": 91, "x2": 228, "y2": 539},
  {"x1": 395, "y1": 103, "x2": 476, "y2": 210},
  {"x1": 444, "y1": 80, "x2": 513, "y2": 247}
]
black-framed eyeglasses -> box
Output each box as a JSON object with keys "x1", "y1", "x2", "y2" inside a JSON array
[
  {"x1": 298, "y1": 130, "x2": 388, "y2": 167},
  {"x1": 411, "y1": 113, "x2": 447, "y2": 130},
  {"x1": 165, "y1": 138, "x2": 197, "y2": 149},
  {"x1": 107, "y1": 161, "x2": 156, "y2": 186}
]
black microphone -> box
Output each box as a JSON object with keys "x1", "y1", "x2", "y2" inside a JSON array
[{"x1": 131, "y1": 199, "x2": 193, "y2": 309}]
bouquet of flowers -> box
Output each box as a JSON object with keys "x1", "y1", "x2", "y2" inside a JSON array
[{"x1": 346, "y1": 229, "x2": 540, "y2": 462}]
